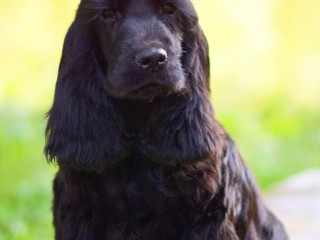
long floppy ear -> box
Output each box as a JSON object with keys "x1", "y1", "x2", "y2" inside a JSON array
[
  {"x1": 45, "y1": 22, "x2": 129, "y2": 172},
  {"x1": 141, "y1": 25, "x2": 224, "y2": 165}
]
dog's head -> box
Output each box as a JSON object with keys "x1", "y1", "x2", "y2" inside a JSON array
[
  {"x1": 76, "y1": 0, "x2": 200, "y2": 100},
  {"x1": 45, "y1": 0, "x2": 220, "y2": 172}
]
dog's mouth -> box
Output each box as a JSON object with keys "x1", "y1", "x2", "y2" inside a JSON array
[
  {"x1": 108, "y1": 66, "x2": 186, "y2": 101},
  {"x1": 125, "y1": 83, "x2": 171, "y2": 100},
  {"x1": 135, "y1": 83, "x2": 163, "y2": 92}
]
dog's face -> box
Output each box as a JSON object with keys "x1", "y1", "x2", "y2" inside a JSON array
[
  {"x1": 78, "y1": 0, "x2": 198, "y2": 100},
  {"x1": 46, "y1": 0, "x2": 214, "y2": 171}
]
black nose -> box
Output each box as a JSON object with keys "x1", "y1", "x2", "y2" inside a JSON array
[{"x1": 135, "y1": 48, "x2": 167, "y2": 71}]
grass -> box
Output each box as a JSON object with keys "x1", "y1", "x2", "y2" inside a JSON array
[
  {"x1": 217, "y1": 103, "x2": 320, "y2": 187},
  {"x1": 0, "y1": 106, "x2": 55, "y2": 240}
]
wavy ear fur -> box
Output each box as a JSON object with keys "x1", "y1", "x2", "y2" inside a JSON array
[
  {"x1": 45, "y1": 22, "x2": 129, "y2": 172},
  {"x1": 141, "y1": 25, "x2": 223, "y2": 165}
]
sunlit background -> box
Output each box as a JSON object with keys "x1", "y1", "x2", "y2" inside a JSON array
[{"x1": 0, "y1": 0, "x2": 319, "y2": 239}]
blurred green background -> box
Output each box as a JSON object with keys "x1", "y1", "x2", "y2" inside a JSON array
[{"x1": 0, "y1": 0, "x2": 319, "y2": 239}]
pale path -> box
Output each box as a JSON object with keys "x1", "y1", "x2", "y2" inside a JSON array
[{"x1": 265, "y1": 170, "x2": 320, "y2": 240}]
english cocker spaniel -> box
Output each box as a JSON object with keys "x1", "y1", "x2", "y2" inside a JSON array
[{"x1": 45, "y1": 0, "x2": 289, "y2": 239}]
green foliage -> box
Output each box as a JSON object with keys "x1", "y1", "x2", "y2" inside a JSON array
[
  {"x1": 217, "y1": 100, "x2": 320, "y2": 187},
  {"x1": 0, "y1": 0, "x2": 319, "y2": 239},
  {"x1": 0, "y1": 107, "x2": 55, "y2": 239}
]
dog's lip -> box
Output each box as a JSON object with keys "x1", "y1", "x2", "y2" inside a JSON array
[
  {"x1": 133, "y1": 82, "x2": 164, "y2": 92},
  {"x1": 114, "y1": 78, "x2": 186, "y2": 99},
  {"x1": 127, "y1": 82, "x2": 168, "y2": 98}
]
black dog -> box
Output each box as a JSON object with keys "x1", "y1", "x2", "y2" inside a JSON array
[{"x1": 45, "y1": 0, "x2": 289, "y2": 239}]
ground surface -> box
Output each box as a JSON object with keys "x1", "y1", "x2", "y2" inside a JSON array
[{"x1": 266, "y1": 170, "x2": 320, "y2": 240}]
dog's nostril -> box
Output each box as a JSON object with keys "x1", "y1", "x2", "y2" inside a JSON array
[
  {"x1": 135, "y1": 48, "x2": 167, "y2": 71},
  {"x1": 140, "y1": 58, "x2": 153, "y2": 67}
]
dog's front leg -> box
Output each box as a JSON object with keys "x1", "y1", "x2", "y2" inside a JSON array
[{"x1": 52, "y1": 171, "x2": 104, "y2": 240}]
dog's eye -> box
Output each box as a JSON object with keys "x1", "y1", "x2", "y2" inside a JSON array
[
  {"x1": 101, "y1": 9, "x2": 118, "y2": 21},
  {"x1": 161, "y1": 3, "x2": 176, "y2": 15}
]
